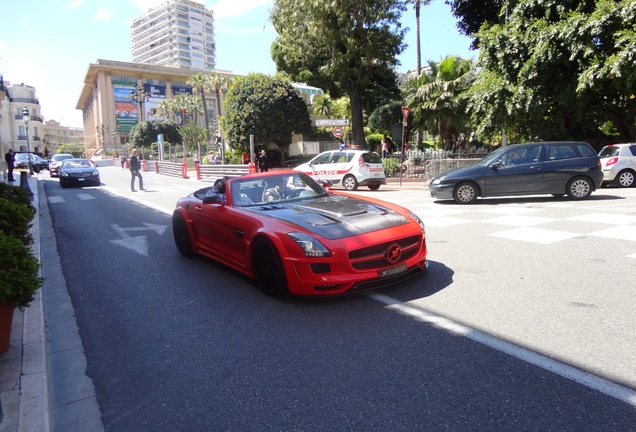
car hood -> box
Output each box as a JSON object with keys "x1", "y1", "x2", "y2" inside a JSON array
[
  {"x1": 434, "y1": 164, "x2": 486, "y2": 181},
  {"x1": 246, "y1": 194, "x2": 410, "y2": 240}
]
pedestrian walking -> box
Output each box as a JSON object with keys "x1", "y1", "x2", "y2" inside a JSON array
[
  {"x1": 129, "y1": 149, "x2": 145, "y2": 192},
  {"x1": 120, "y1": 154, "x2": 126, "y2": 169},
  {"x1": 257, "y1": 150, "x2": 270, "y2": 172},
  {"x1": 4, "y1": 149, "x2": 15, "y2": 181}
]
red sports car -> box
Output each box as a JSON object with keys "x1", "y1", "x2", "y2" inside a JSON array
[{"x1": 172, "y1": 171, "x2": 428, "y2": 296}]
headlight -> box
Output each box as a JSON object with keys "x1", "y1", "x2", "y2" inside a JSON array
[
  {"x1": 431, "y1": 178, "x2": 441, "y2": 185},
  {"x1": 90, "y1": 170, "x2": 99, "y2": 177},
  {"x1": 287, "y1": 232, "x2": 331, "y2": 257},
  {"x1": 60, "y1": 171, "x2": 69, "y2": 177},
  {"x1": 409, "y1": 210, "x2": 426, "y2": 233}
]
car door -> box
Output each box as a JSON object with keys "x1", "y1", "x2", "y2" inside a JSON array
[
  {"x1": 306, "y1": 152, "x2": 334, "y2": 184},
  {"x1": 483, "y1": 145, "x2": 545, "y2": 195},
  {"x1": 323, "y1": 151, "x2": 354, "y2": 186}
]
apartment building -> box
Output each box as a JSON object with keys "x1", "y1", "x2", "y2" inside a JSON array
[
  {"x1": 0, "y1": 81, "x2": 45, "y2": 159},
  {"x1": 131, "y1": 0, "x2": 215, "y2": 71},
  {"x1": 42, "y1": 120, "x2": 84, "y2": 155}
]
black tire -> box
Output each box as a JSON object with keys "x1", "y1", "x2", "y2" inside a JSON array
[
  {"x1": 368, "y1": 184, "x2": 381, "y2": 191},
  {"x1": 60, "y1": 181, "x2": 67, "y2": 188},
  {"x1": 614, "y1": 170, "x2": 636, "y2": 188},
  {"x1": 453, "y1": 182, "x2": 478, "y2": 204},
  {"x1": 343, "y1": 175, "x2": 358, "y2": 191},
  {"x1": 172, "y1": 213, "x2": 194, "y2": 257},
  {"x1": 566, "y1": 177, "x2": 593, "y2": 200},
  {"x1": 252, "y1": 238, "x2": 288, "y2": 296}
]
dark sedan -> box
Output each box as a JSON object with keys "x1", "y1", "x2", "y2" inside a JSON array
[
  {"x1": 429, "y1": 141, "x2": 603, "y2": 204},
  {"x1": 49, "y1": 153, "x2": 75, "y2": 177},
  {"x1": 13, "y1": 152, "x2": 45, "y2": 173},
  {"x1": 59, "y1": 158, "x2": 101, "y2": 188}
]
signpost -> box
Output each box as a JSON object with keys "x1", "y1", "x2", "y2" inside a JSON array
[
  {"x1": 333, "y1": 127, "x2": 343, "y2": 138},
  {"x1": 315, "y1": 119, "x2": 349, "y2": 127}
]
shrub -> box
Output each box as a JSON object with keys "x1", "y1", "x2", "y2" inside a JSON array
[
  {"x1": 0, "y1": 195, "x2": 35, "y2": 246},
  {"x1": 382, "y1": 157, "x2": 401, "y2": 177},
  {"x1": 0, "y1": 231, "x2": 43, "y2": 310}
]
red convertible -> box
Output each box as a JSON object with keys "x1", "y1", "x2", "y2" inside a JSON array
[{"x1": 172, "y1": 171, "x2": 428, "y2": 296}]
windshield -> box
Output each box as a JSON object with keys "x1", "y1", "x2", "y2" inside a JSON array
[
  {"x1": 230, "y1": 172, "x2": 328, "y2": 207},
  {"x1": 475, "y1": 147, "x2": 507, "y2": 166}
]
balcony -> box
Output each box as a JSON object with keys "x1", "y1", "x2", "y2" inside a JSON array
[{"x1": 17, "y1": 135, "x2": 28, "y2": 141}]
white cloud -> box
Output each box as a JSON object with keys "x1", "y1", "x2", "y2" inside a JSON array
[
  {"x1": 92, "y1": 8, "x2": 117, "y2": 21},
  {"x1": 67, "y1": 0, "x2": 84, "y2": 9}
]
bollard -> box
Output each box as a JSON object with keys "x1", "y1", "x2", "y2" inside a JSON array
[
  {"x1": 142, "y1": 159, "x2": 148, "y2": 171},
  {"x1": 19, "y1": 171, "x2": 33, "y2": 198}
]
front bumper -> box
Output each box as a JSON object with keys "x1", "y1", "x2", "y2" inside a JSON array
[{"x1": 429, "y1": 182, "x2": 455, "y2": 200}]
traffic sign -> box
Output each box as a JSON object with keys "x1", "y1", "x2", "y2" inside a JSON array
[
  {"x1": 333, "y1": 127, "x2": 343, "y2": 138},
  {"x1": 315, "y1": 119, "x2": 349, "y2": 127}
]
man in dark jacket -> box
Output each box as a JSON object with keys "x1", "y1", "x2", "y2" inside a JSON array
[
  {"x1": 129, "y1": 149, "x2": 145, "y2": 192},
  {"x1": 257, "y1": 150, "x2": 270, "y2": 172},
  {"x1": 4, "y1": 149, "x2": 15, "y2": 181}
]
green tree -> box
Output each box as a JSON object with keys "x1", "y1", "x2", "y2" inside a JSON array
[
  {"x1": 128, "y1": 121, "x2": 156, "y2": 155},
  {"x1": 405, "y1": 56, "x2": 475, "y2": 149},
  {"x1": 469, "y1": 0, "x2": 636, "y2": 145},
  {"x1": 445, "y1": 0, "x2": 507, "y2": 49},
  {"x1": 270, "y1": 0, "x2": 407, "y2": 147},
  {"x1": 221, "y1": 73, "x2": 312, "y2": 155},
  {"x1": 312, "y1": 94, "x2": 334, "y2": 117},
  {"x1": 187, "y1": 73, "x2": 213, "y2": 150}
]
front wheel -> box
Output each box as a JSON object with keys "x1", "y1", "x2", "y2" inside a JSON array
[
  {"x1": 172, "y1": 213, "x2": 194, "y2": 257},
  {"x1": 252, "y1": 239, "x2": 288, "y2": 296},
  {"x1": 615, "y1": 170, "x2": 635, "y2": 188},
  {"x1": 566, "y1": 177, "x2": 593, "y2": 200},
  {"x1": 343, "y1": 175, "x2": 358, "y2": 191},
  {"x1": 453, "y1": 182, "x2": 478, "y2": 204},
  {"x1": 368, "y1": 184, "x2": 381, "y2": 191}
]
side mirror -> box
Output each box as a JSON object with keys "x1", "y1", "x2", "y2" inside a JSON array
[
  {"x1": 321, "y1": 180, "x2": 333, "y2": 188},
  {"x1": 490, "y1": 161, "x2": 502, "y2": 171}
]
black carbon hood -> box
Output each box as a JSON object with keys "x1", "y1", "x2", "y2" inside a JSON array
[{"x1": 246, "y1": 194, "x2": 410, "y2": 240}]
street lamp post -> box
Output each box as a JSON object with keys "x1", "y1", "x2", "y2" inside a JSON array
[
  {"x1": 22, "y1": 107, "x2": 33, "y2": 175},
  {"x1": 130, "y1": 85, "x2": 150, "y2": 123},
  {"x1": 111, "y1": 130, "x2": 119, "y2": 157},
  {"x1": 96, "y1": 124, "x2": 109, "y2": 157}
]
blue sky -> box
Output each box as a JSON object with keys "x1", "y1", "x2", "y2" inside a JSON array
[{"x1": 0, "y1": 0, "x2": 474, "y2": 128}]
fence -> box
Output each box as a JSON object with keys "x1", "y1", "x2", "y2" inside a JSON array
[
  {"x1": 155, "y1": 161, "x2": 188, "y2": 178},
  {"x1": 196, "y1": 164, "x2": 250, "y2": 182}
]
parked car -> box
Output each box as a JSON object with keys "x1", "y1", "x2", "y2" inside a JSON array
[
  {"x1": 429, "y1": 141, "x2": 603, "y2": 204},
  {"x1": 598, "y1": 143, "x2": 636, "y2": 187},
  {"x1": 33, "y1": 155, "x2": 49, "y2": 171},
  {"x1": 13, "y1": 152, "x2": 45, "y2": 173},
  {"x1": 58, "y1": 158, "x2": 101, "y2": 188},
  {"x1": 293, "y1": 149, "x2": 385, "y2": 191},
  {"x1": 172, "y1": 171, "x2": 427, "y2": 296},
  {"x1": 49, "y1": 153, "x2": 75, "y2": 177}
]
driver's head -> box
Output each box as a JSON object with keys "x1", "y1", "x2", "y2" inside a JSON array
[
  {"x1": 510, "y1": 151, "x2": 520, "y2": 160},
  {"x1": 271, "y1": 176, "x2": 288, "y2": 190}
]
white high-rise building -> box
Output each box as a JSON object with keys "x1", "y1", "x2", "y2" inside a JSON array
[{"x1": 131, "y1": 0, "x2": 215, "y2": 71}]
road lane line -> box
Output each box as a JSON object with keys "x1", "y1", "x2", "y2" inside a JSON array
[{"x1": 368, "y1": 292, "x2": 636, "y2": 407}]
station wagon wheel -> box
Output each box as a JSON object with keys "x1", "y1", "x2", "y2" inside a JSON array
[
  {"x1": 615, "y1": 170, "x2": 635, "y2": 188},
  {"x1": 252, "y1": 239, "x2": 288, "y2": 296},
  {"x1": 453, "y1": 182, "x2": 478, "y2": 204},
  {"x1": 368, "y1": 184, "x2": 381, "y2": 191},
  {"x1": 343, "y1": 175, "x2": 359, "y2": 191},
  {"x1": 172, "y1": 213, "x2": 194, "y2": 257},
  {"x1": 566, "y1": 177, "x2": 592, "y2": 200}
]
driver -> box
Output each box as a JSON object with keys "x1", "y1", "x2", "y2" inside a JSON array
[{"x1": 263, "y1": 176, "x2": 291, "y2": 202}]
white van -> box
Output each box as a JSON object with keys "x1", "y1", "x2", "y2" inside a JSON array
[{"x1": 293, "y1": 149, "x2": 386, "y2": 191}]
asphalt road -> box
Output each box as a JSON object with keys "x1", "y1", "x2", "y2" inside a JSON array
[{"x1": 42, "y1": 166, "x2": 636, "y2": 431}]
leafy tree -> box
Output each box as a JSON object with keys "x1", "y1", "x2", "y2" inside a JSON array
[
  {"x1": 468, "y1": 0, "x2": 636, "y2": 146},
  {"x1": 58, "y1": 144, "x2": 85, "y2": 157},
  {"x1": 404, "y1": 56, "x2": 475, "y2": 148},
  {"x1": 187, "y1": 73, "x2": 213, "y2": 147},
  {"x1": 271, "y1": 0, "x2": 407, "y2": 147},
  {"x1": 128, "y1": 121, "x2": 156, "y2": 155},
  {"x1": 154, "y1": 120, "x2": 182, "y2": 146},
  {"x1": 312, "y1": 94, "x2": 334, "y2": 117},
  {"x1": 221, "y1": 73, "x2": 312, "y2": 155},
  {"x1": 179, "y1": 120, "x2": 206, "y2": 154},
  {"x1": 445, "y1": 0, "x2": 506, "y2": 49},
  {"x1": 368, "y1": 102, "x2": 406, "y2": 137}
]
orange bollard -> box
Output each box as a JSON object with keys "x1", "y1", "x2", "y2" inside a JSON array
[
  {"x1": 248, "y1": 161, "x2": 256, "y2": 174},
  {"x1": 142, "y1": 160, "x2": 148, "y2": 171}
]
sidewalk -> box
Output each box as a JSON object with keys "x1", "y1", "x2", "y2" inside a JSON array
[{"x1": 0, "y1": 172, "x2": 103, "y2": 432}]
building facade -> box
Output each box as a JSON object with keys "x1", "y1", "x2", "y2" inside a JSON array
[
  {"x1": 131, "y1": 0, "x2": 215, "y2": 71},
  {"x1": 42, "y1": 120, "x2": 84, "y2": 156},
  {"x1": 75, "y1": 59, "x2": 232, "y2": 158},
  {"x1": 0, "y1": 81, "x2": 45, "y2": 162}
]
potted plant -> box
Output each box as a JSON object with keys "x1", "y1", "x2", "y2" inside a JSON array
[{"x1": 0, "y1": 183, "x2": 43, "y2": 353}]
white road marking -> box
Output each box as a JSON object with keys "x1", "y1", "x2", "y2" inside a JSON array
[
  {"x1": 368, "y1": 292, "x2": 636, "y2": 407},
  {"x1": 489, "y1": 227, "x2": 581, "y2": 244}
]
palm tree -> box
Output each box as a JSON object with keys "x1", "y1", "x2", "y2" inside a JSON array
[
  {"x1": 187, "y1": 73, "x2": 213, "y2": 150},
  {"x1": 208, "y1": 73, "x2": 233, "y2": 162},
  {"x1": 312, "y1": 94, "x2": 334, "y2": 117},
  {"x1": 406, "y1": 56, "x2": 475, "y2": 149},
  {"x1": 156, "y1": 99, "x2": 174, "y2": 121}
]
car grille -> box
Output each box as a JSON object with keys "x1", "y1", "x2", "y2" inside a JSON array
[
  {"x1": 69, "y1": 172, "x2": 93, "y2": 178},
  {"x1": 349, "y1": 235, "x2": 422, "y2": 270}
]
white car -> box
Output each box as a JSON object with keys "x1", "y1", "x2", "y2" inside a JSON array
[
  {"x1": 598, "y1": 143, "x2": 636, "y2": 187},
  {"x1": 293, "y1": 149, "x2": 385, "y2": 191}
]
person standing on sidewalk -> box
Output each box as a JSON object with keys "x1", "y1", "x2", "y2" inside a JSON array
[
  {"x1": 129, "y1": 149, "x2": 145, "y2": 192},
  {"x1": 257, "y1": 149, "x2": 270, "y2": 172},
  {"x1": 4, "y1": 148, "x2": 15, "y2": 181}
]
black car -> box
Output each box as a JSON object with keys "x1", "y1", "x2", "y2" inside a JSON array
[
  {"x1": 429, "y1": 141, "x2": 603, "y2": 204},
  {"x1": 58, "y1": 158, "x2": 101, "y2": 188},
  {"x1": 13, "y1": 152, "x2": 46, "y2": 173}
]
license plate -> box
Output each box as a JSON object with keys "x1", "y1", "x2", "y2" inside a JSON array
[
  {"x1": 379, "y1": 263, "x2": 407, "y2": 278},
  {"x1": 78, "y1": 178, "x2": 85, "y2": 181}
]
